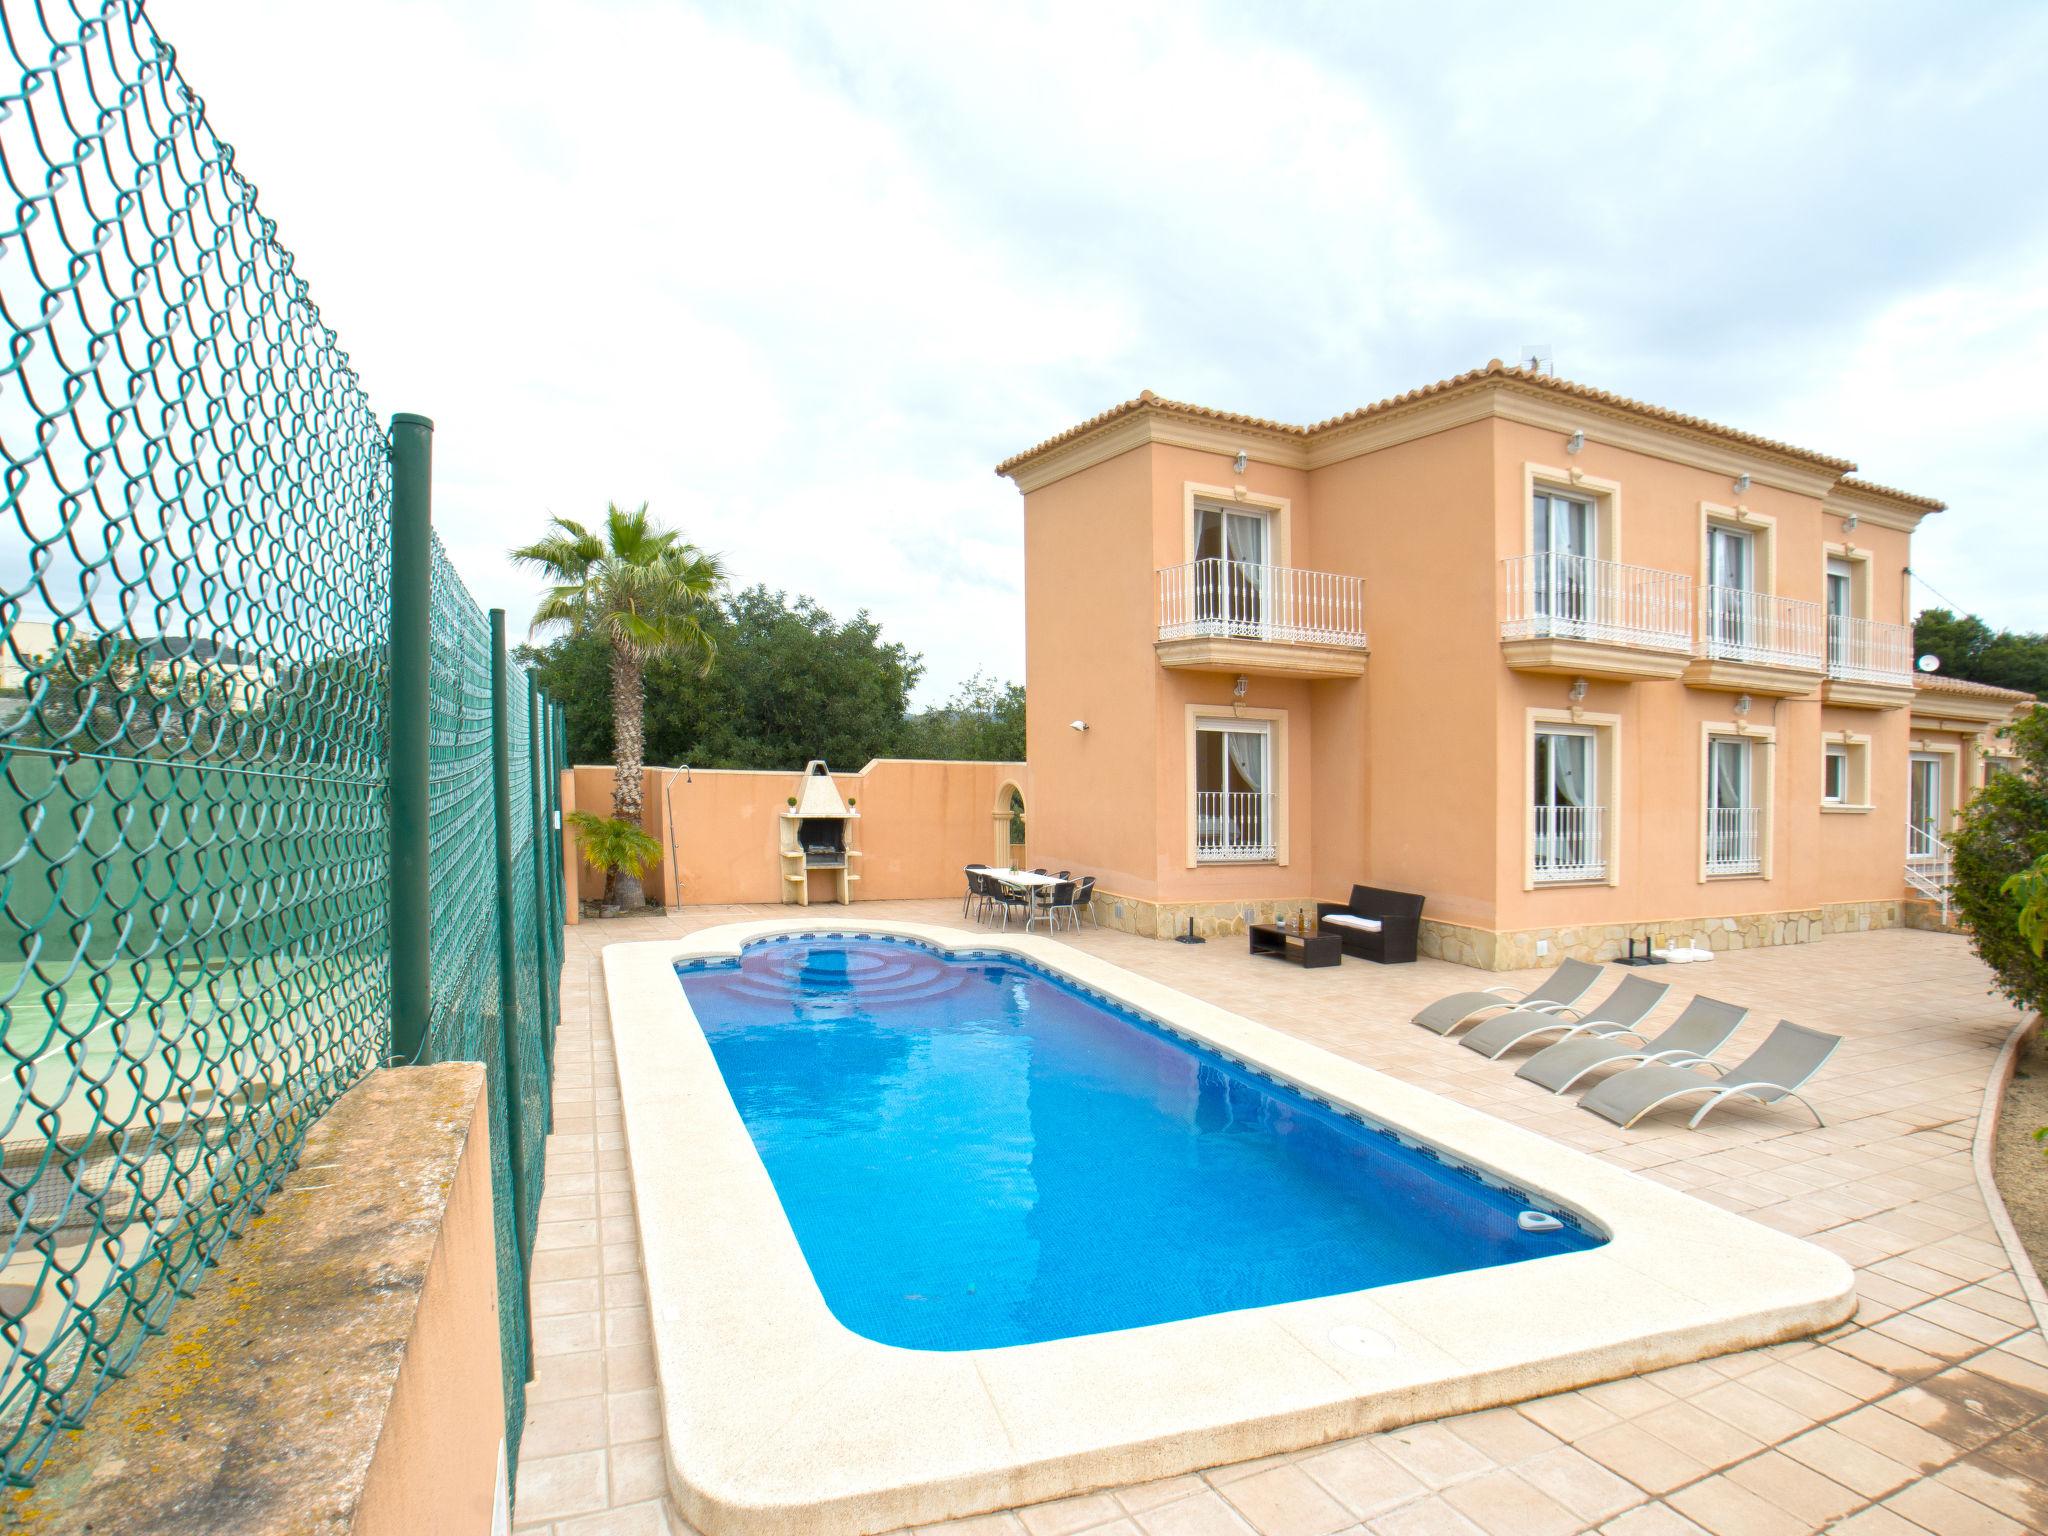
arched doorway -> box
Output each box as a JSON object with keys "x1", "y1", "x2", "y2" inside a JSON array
[{"x1": 992, "y1": 782, "x2": 1026, "y2": 868}]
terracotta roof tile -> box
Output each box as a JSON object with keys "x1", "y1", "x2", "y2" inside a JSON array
[
  {"x1": 1833, "y1": 476, "x2": 1947, "y2": 512},
  {"x1": 1913, "y1": 673, "x2": 2039, "y2": 703},
  {"x1": 996, "y1": 359, "x2": 1861, "y2": 479}
]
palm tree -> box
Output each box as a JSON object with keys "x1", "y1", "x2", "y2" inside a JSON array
[{"x1": 514, "y1": 503, "x2": 723, "y2": 908}]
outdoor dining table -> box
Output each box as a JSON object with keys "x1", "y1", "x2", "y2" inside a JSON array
[{"x1": 985, "y1": 868, "x2": 1062, "y2": 889}]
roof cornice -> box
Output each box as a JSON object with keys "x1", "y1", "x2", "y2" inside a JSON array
[{"x1": 998, "y1": 361, "x2": 1869, "y2": 498}]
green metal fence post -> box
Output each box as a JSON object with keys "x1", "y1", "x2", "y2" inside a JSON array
[
  {"x1": 388, "y1": 413, "x2": 435, "y2": 1064},
  {"x1": 490, "y1": 610, "x2": 537, "y2": 1379},
  {"x1": 527, "y1": 674, "x2": 555, "y2": 1095}
]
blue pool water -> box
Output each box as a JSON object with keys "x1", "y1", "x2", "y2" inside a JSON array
[{"x1": 677, "y1": 935, "x2": 1602, "y2": 1350}]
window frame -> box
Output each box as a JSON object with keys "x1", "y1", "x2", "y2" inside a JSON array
[
  {"x1": 1184, "y1": 705, "x2": 1289, "y2": 868},
  {"x1": 1524, "y1": 708, "x2": 1622, "y2": 890},
  {"x1": 1698, "y1": 721, "x2": 1776, "y2": 881}
]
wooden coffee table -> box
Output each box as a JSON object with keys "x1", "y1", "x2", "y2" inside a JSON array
[{"x1": 1248, "y1": 923, "x2": 1341, "y2": 969}]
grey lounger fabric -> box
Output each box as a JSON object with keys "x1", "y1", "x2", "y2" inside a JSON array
[
  {"x1": 1579, "y1": 1020, "x2": 1842, "y2": 1129},
  {"x1": 1516, "y1": 994, "x2": 1748, "y2": 1092},
  {"x1": 1459, "y1": 973, "x2": 1672, "y2": 1059},
  {"x1": 1412, "y1": 957, "x2": 1601, "y2": 1035}
]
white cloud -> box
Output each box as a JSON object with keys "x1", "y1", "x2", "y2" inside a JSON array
[{"x1": 147, "y1": 0, "x2": 2048, "y2": 711}]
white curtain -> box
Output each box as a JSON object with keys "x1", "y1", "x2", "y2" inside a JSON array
[
  {"x1": 1713, "y1": 741, "x2": 1745, "y2": 809},
  {"x1": 1226, "y1": 729, "x2": 1264, "y2": 794},
  {"x1": 1553, "y1": 736, "x2": 1587, "y2": 809}
]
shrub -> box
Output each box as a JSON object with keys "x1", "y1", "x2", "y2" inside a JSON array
[
  {"x1": 566, "y1": 810, "x2": 663, "y2": 905},
  {"x1": 1953, "y1": 706, "x2": 2048, "y2": 1015}
]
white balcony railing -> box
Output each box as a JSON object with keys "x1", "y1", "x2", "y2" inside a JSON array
[
  {"x1": 1698, "y1": 587, "x2": 1825, "y2": 671},
  {"x1": 1531, "y1": 804, "x2": 1605, "y2": 883},
  {"x1": 1158, "y1": 559, "x2": 1367, "y2": 650},
  {"x1": 1705, "y1": 806, "x2": 1763, "y2": 876},
  {"x1": 1905, "y1": 822, "x2": 1953, "y2": 920},
  {"x1": 1195, "y1": 789, "x2": 1275, "y2": 862},
  {"x1": 1501, "y1": 554, "x2": 1692, "y2": 653},
  {"x1": 1826, "y1": 614, "x2": 1914, "y2": 686}
]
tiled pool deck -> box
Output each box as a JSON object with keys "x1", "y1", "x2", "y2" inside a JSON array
[{"x1": 513, "y1": 903, "x2": 2047, "y2": 1536}]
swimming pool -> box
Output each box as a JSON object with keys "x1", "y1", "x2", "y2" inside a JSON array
[
  {"x1": 678, "y1": 934, "x2": 1601, "y2": 1350},
  {"x1": 611, "y1": 920, "x2": 1855, "y2": 1536}
]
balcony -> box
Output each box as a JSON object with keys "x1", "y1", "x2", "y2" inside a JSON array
[
  {"x1": 1156, "y1": 559, "x2": 1368, "y2": 678},
  {"x1": 1500, "y1": 554, "x2": 1693, "y2": 682},
  {"x1": 1705, "y1": 806, "x2": 1764, "y2": 877},
  {"x1": 1195, "y1": 789, "x2": 1276, "y2": 862},
  {"x1": 1531, "y1": 804, "x2": 1606, "y2": 884},
  {"x1": 1822, "y1": 614, "x2": 1916, "y2": 709},
  {"x1": 1682, "y1": 587, "x2": 1826, "y2": 697}
]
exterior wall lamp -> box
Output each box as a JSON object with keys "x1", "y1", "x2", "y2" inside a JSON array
[
  {"x1": 1733, "y1": 474, "x2": 1751, "y2": 494},
  {"x1": 1232, "y1": 450, "x2": 1248, "y2": 473},
  {"x1": 1565, "y1": 430, "x2": 1584, "y2": 455}
]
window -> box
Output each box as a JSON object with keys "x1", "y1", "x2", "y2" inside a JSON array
[
  {"x1": 1195, "y1": 719, "x2": 1273, "y2": 862},
  {"x1": 1530, "y1": 491, "x2": 1597, "y2": 629},
  {"x1": 1820, "y1": 737, "x2": 1870, "y2": 810},
  {"x1": 1705, "y1": 735, "x2": 1761, "y2": 875},
  {"x1": 1908, "y1": 753, "x2": 1945, "y2": 861},
  {"x1": 1704, "y1": 524, "x2": 1756, "y2": 652},
  {"x1": 1532, "y1": 726, "x2": 1602, "y2": 881},
  {"x1": 1190, "y1": 503, "x2": 1270, "y2": 635},
  {"x1": 1825, "y1": 556, "x2": 1857, "y2": 669}
]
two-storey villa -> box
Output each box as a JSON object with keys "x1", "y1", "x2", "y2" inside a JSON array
[{"x1": 998, "y1": 360, "x2": 2031, "y2": 967}]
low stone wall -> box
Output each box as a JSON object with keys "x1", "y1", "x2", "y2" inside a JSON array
[
  {"x1": 6, "y1": 1064, "x2": 503, "y2": 1536},
  {"x1": 1090, "y1": 889, "x2": 1317, "y2": 940},
  {"x1": 1090, "y1": 888, "x2": 1912, "y2": 971},
  {"x1": 1902, "y1": 896, "x2": 1962, "y2": 933},
  {"x1": 1421, "y1": 899, "x2": 1906, "y2": 971}
]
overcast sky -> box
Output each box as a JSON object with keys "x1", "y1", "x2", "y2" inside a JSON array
[{"x1": 156, "y1": 0, "x2": 2048, "y2": 703}]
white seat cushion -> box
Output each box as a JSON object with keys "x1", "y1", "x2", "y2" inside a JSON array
[{"x1": 1323, "y1": 914, "x2": 1382, "y2": 933}]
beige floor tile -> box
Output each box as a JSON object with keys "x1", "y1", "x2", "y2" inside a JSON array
[
  {"x1": 1636, "y1": 1401, "x2": 1766, "y2": 1469},
  {"x1": 1721, "y1": 1450, "x2": 1861, "y2": 1527},
  {"x1": 1577, "y1": 1422, "x2": 1713, "y2": 1497},
  {"x1": 1436, "y1": 1468, "x2": 1581, "y2": 1536},
  {"x1": 521, "y1": 1395, "x2": 609, "y2": 1458},
  {"x1": 1370, "y1": 1424, "x2": 1495, "y2": 1490},
  {"x1": 1513, "y1": 1445, "x2": 1642, "y2": 1524},
  {"x1": 1133, "y1": 1490, "x2": 1258, "y2": 1536},
  {"x1": 1663, "y1": 1473, "x2": 1812, "y2": 1536},
  {"x1": 916, "y1": 1515, "x2": 1028, "y2": 1536},
  {"x1": 1297, "y1": 1441, "x2": 1428, "y2": 1520},
  {"x1": 1018, "y1": 1492, "x2": 1129, "y2": 1536},
  {"x1": 555, "y1": 1503, "x2": 669, "y2": 1536},
  {"x1": 1361, "y1": 1496, "x2": 1484, "y2": 1536},
  {"x1": 516, "y1": 1449, "x2": 610, "y2": 1523},
  {"x1": 1214, "y1": 1464, "x2": 1354, "y2": 1536},
  {"x1": 1440, "y1": 1406, "x2": 1561, "y2": 1468},
  {"x1": 1114, "y1": 1476, "x2": 1209, "y2": 1516},
  {"x1": 1594, "y1": 1504, "x2": 1714, "y2": 1535},
  {"x1": 1881, "y1": 1476, "x2": 2028, "y2": 1535}
]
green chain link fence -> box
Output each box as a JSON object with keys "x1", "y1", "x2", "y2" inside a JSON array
[{"x1": 0, "y1": 0, "x2": 564, "y2": 1490}]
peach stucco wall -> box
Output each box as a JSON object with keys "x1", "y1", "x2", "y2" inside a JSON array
[
  {"x1": 564, "y1": 758, "x2": 1025, "y2": 909},
  {"x1": 1011, "y1": 399, "x2": 1947, "y2": 946}
]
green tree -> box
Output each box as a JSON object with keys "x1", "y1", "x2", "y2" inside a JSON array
[
  {"x1": 522, "y1": 585, "x2": 924, "y2": 772},
  {"x1": 513, "y1": 504, "x2": 723, "y2": 908},
  {"x1": 896, "y1": 671, "x2": 1026, "y2": 761},
  {"x1": 1951, "y1": 705, "x2": 2048, "y2": 1015},
  {"x1": 1914, "y1": 608, "x2": 2048, "y2": 697}
]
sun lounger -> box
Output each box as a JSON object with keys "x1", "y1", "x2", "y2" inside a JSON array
[
  {"x1": 1515, "y1": 994, "x2": 1748, "y2": 1092},
  {"x1": 1412, "y1": 957, "x2": 1601, "y2": 1036},
  {"x1": 1459, "y1": 973, "x2": 1672, "y2": 1059},
  {"x1": 1578, "y1": 1020, "x2": 1841, "y2": 1129}
]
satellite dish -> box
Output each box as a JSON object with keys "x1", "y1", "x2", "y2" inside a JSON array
[{"x1": 1916, "y1": 655, "x2": 1941, "y2": 673}]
